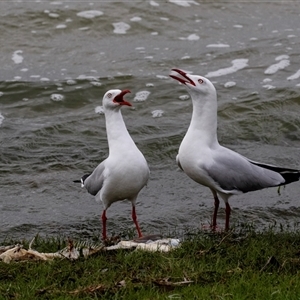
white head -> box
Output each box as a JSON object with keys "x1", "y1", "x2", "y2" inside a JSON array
[
  {"x1": 102, "y1": 89, "x2": 132, "y2": 111},
  {"x1": 169, "y1": 69, "x2": 216, "y2": 100}
]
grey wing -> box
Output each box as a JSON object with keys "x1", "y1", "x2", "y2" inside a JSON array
[
  {"x1": 206, "y1": 148, "x2": 284, "y2": 193},
  {"x1": 84, "y1": 161, "x2": 106, "y2": 196}
]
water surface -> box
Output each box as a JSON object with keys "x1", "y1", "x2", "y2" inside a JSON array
[{"x1": 1, "y1": 1, "x2": 300, "y2": 242}]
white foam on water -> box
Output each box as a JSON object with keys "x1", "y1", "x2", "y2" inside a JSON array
[
  {"x1": 12, "y1": 50, "x2": 24, "y2": 64},
  {"x1": 90, "y1": 81, "x2": 102, "y2": 87},
  {"x1": 181, "y1": 55, "x2": 190, "y2": 60},
  {"x1": 130, "y1": 16, "x2": 142, "y2": 22},
  {"x1": 275, "y1": 54, "x2": 289, "y2": 61},
  {"x1": 179, "y1": 95, "x2": 189, "y2": 101},
  {"x1": 150, "y1": 0, "x2": 159, "y2": 6},
  {"x1": 95, "y1": 106, "x2": 104, "y2": 114},
  {"x1": 0, "y1": 92, "x2": 3, "y2": 97},
  {"x1": 135, "y1": 47, "x2": 145, "y2": 50},
  {"x1": 0, "y1": 113, "x2": 4, "y2": 126},
  {"x1": 146, "y1": 83, "x2": 154, "y2": 87},
  {"x1": 113, "y1": 22, "x2": 130, "y2": 34},
  {"x1": 287, "y1": 34, "x2": 296, "y2": 38},
  {"x1": 50, "y1": 93, "x2": 64, "y2": 101},
  {"x1": 66, "y1": 79, "x2": 76, "y2": 85},
  {"x1": 14, "y1": 76, "x2": 22, "y2": 80},
  {"x1": 206, "y1": 43, "x2": 230, "y2": 48},
  {"x1": 66, "y1": 18, "x2": 72, "y2": 22},
  {"x1": 156, "y1": 75, "x2": 168, "y2": 79},
  {"x1": 233, "y1": 24, "x2": 243, "y2": 28},
  {"x1": 77, "y1": 74, "x2": 98, "y2": 81},
  {"x1": 30, "y1": 75, "x2": 40, "y2": 78},
  {"x1": 40, "y1": 77, "x2": 50, "y2": 81},
  {"x1": 79, "y1": 27, "x2": 89, "y2": 31},
  {"x1": 134, "y1": 91, "x2": 150, "y2": 102},
  {"x1": 151, "y1": 32, "x2": 158, "y2": 35},
  {"x1": 250, "y1": 37, "x2": 258, "y2": 41},
  {"x1": 151, "y1": 110, "x2": 164, "y2": 118},
  {"x1": 262, "y1": 84, "x2": 276, "y2": 90},
  {"x1": 205, "y1": 59, "x2": 249, "y2": 78},
  {"x1": 160, "y1": 17, "x2": 169, "y2": 21},
  {"x1": 264, "y1": 59, "x2": 290, "y2": 75},
  {"x1": 77, "y1": 10, "x2": 103, "y2": 19},
  {"x1": 48, "y1": 13, "x2": 59, "y2": 18},
  {"x1": 169, "y1": 0, "x2": 199, "y2": 7},
  {"x1": 179, "y1": 33, "x2": 200, "y2": 41},
  {"x1": 224, "y1": 81, "x2": 236, "y2": 88},
  {"x1": 287, "y1": 69, "x2": 300, "y2": 80},
  {"x1": 56, "y1": 24, "x2": 67, "y2": 29},
  {"x1": 296, "y1": 83, "x2": 300, "y2": 87},
  {"x1": 20, "y1": 68, "x2": 28, "y2": 72},
  {"x1": 50, "y1": 1, "x2": 63, "y2": 5},
  {"x1": 187, "y1": 34, "x2": 199, "y2": 41},
  {"x1": 262, "y1": 78, "x2": 272, "y2": 83}
]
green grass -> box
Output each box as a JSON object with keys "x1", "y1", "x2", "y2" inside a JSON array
[{"x1": 1, "y1": 228, "x2": 300, "y2": 299}]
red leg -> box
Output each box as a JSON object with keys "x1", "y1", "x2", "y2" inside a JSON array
[
  {"x1": 101, "y1": 209, "x2": 107, "y2": 241},
  {"x1": 132, "y1": 206, "x2": 143, "y2": 238},
  {"x1": 225, "y1": 202, "x2": 231, "y2": 231},
  {"x1": 211, "y1": 190, "x2": 220, "y2": 230}
]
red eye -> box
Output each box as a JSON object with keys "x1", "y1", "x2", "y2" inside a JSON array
[{"x1": 198, "y1": 79, "x2": 204, "y2": 84}]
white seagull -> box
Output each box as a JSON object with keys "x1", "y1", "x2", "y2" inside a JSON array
[
  {"x1": 74, "y1": 89, "x2": 150, "y2": 240},
  {"x1": 170, "y1": 68, "x2": 300, "y2": 230}
]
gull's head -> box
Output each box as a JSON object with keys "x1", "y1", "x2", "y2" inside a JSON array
[
  {"x1": 169, "y1": 68, "x2": 216, "y2": 98},
  {"x1": 102, "y1": 89, "x2": 132, "y2": 110}
]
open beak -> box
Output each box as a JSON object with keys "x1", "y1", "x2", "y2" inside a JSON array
[
  {"x1": 169, "y1": 69, "x2": 195, "y2": 86},
  {"x1": 114, "y1": 89, "x2": 132, "y2": 106}
]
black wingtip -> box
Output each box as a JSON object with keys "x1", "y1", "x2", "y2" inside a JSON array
[
  {"x1": 73, "y1": 180, "x2": 81, "y2": 183},
  {"x1": 280, "y1": 171, "x2": 300, "y2": 185}
]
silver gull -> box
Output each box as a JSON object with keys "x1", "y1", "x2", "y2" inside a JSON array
[
  {"x1": 170, "y1": 68, "x2": 300, "y2": 230},
  {"x1": 74, "y1": 89, "x2": 150, "y2": 240}
]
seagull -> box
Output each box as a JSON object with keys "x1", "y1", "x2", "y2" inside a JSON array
[
  {"x1": 74, "y1": 89, "x2": 150, "y2": 240},
  {"x1": 169, "y1": 68, "x2": 300, "y2": 230}
]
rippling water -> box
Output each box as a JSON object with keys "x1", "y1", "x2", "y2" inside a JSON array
[{"x1": 1, "y1": 1, "x2": 300, "y2": 242}]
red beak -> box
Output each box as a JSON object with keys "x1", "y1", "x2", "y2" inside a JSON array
[
  {"x1": 114, "y1": 89, "x2": 132, "y2": 106},
  {"x1": 169, "y1": 69, "x2": 195, "y2": 86}
]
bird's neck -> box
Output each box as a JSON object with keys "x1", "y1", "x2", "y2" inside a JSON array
[
  {"x1": 186, "y1": 94, "x2": 218, "y2": 146},
  {"x1": 104, "y1": 109, "x2": 135, "y2": 152}
]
